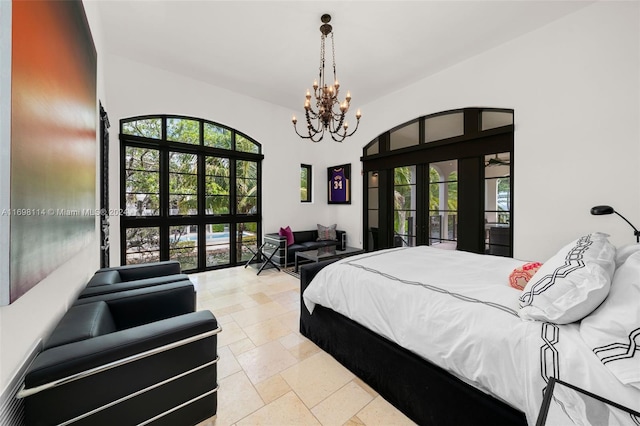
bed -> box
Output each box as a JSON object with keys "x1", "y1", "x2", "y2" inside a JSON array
[{"x1": 299, "y1": 239, "x2": 640, "y2": 425}]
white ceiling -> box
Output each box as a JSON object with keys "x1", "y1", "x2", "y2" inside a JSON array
[{"x1": 95, "y1": 1, "x2": 594, "y2": 113}]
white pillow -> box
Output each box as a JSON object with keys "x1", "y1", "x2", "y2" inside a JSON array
[
  {"x1": 580, "y1": 250, "x2": 640, "y2": 390},
  {"x1": 519, "y1": 233, "x2": 615, "y2": 324},
  {"x1": 615, "y1": 243, "x2": 640, "y2": 269}
]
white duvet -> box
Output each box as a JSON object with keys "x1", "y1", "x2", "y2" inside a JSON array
[{"x1": 303, "y1": 246, "x2": 640, "y2": 425}]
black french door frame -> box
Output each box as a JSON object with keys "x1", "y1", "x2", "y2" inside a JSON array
[{"x1": 362, "y1": 108, "x2": 514, "y2": 256}]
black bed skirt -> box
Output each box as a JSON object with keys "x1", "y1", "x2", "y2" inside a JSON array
[{"x1": 300, "y1": 260, "x2": 528, "y2": 426}]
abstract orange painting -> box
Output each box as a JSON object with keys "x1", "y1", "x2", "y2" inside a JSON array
[{"x1": 10, "y1": 0, "x2": 96, "y2": 302}]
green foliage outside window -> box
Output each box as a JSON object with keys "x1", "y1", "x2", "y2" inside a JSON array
[{"x1": 122, "y1": 116, "x2": 261, "y2": 271}]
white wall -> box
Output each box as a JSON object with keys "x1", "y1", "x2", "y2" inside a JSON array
[
  {"x1": 103, "y1": 54, "x2": 360, "y2": 264},
  {"x1": 104, "y1": 1, "x2": 639, "y2": 264},
  {"x1": 337, "y1": 0, "x2": 639, "y2": 261},
  {"x1": 0, "y1": 0, "x2": 105, "y2": 394}
]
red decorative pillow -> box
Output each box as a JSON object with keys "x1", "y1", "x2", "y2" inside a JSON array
[
  {"x1": 279, "y1": 226, "x2": 294, "y2": 246},
  {"x1": 509, "y1": 262, "x2": 543, "y2": 290}
]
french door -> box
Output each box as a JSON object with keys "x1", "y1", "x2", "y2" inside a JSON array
[{"x1": 363, "y1": 108, "x2": 513, "y2": 257}]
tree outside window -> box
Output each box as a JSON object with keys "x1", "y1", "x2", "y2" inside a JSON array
[{"x1": 301, "y1": 164, "x2": 312, "y2": 202}]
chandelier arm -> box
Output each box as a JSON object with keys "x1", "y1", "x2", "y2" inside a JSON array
[
  {"x1": 293, "y1": 118, "x2": 325, "y2": 143},
  {"x1": 329, "y1": 131, "x2": 347, "y2": 143},
  {"x1": 344, "y1": 118, "x2": 361, "y2": 138}
]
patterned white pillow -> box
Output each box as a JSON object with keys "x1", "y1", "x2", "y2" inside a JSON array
[
  {"x1": 519, "y1": 233, "x2": 616, "y2": 324},
  {"x1": 579, "y1": 250, "x2": 640, "y2": 390},
  {"x1": 317, "y1": 223, "x2": 337, "y2": 241}
]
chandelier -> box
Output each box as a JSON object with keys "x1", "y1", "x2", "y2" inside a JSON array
[{"x1": 292, "y1": 14, "x2": 361, "y2": 142}]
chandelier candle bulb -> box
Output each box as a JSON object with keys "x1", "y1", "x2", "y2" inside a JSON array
[{"x1": 292, "y1": 13, "x2": 361, "y2": 142}]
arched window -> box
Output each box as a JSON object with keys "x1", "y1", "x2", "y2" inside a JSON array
[{"x1": 120, "y1": 115, "x2": 263, "y2": 271}]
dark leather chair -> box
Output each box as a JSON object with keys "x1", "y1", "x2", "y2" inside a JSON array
[
  {"x1": 79, "y1": 260, "x2": 190, "y2": 299},
  {"x1": 19, "y1": 281, "x2": 219, "y2": 425}
]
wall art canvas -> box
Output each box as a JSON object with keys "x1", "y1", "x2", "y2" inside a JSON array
[
  {"x1": 327, "y1": 163, "x2": 351, "y2": 204},
  {"x1": 9, "y1": 0, "x2": 96, "y2": 303}
]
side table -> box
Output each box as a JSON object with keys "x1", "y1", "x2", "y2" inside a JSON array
[
  {"x1": 244, "y1": 240, "x2": 281, "y2": 275},
  {"x1": 536, "y1": 378, "x2": 640, "y2": 426}
]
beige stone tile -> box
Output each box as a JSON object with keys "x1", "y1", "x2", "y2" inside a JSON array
[
  {"x1": 311, "y1": 381, "x2": 374, "y2": 426},
  {"x1": 236, "y1": 391, "x2": 321, "y2": 426},
  {"x1": 214, "y1": 371, "x2": 264, "y2": 426},
  {"x1": 236, "y1": 340, "x2": 299, "y2": 385},
  {"x1": 280, "y1": 351, "x2": 354, "y2": 408},
  {"x1": 240, "y1": 299, "x2": 260, "y2": 309},
  {"x1": 278, "y1": 332, "x2": 305, "y2": 349},
  {"x1": 356, "y1": 396, "x2": 416, "y2": 426},
  {"x1": 270, "y1": 289, "x2": 301, "y2": 307},
  {"x1": 287, "y1": 339, "x2": 321, "y2": 361},
  {"x1": 352, "y1": 377, "x2": 378, "y2": 398},
  {"x1": 254, "y1": 374, "x2": 291, "y2": 405},
  {"x1": 276, "y1": 310, "x2": 301, "y2": 333},
  {"x1": 213, "y1": 313, "x2": 234, "y2": 325},
  {"x1": 243, "y1": 317, "x2": 293, "y2": 347},
  {"x1": 211, "y1": 303, "x2": 247, "y2": 317},
  {"x1": 217, "y1": 321, "x2": 248, "y2": 348},
  {"x1": 343, "y1": 416, "x2": 365, "y2": 426},
  {"x1": 208, "y1": 292, "x2": 257, "y2": 311},
  {"x1": 228, "y1": 338, "x2": 256, "y2": 356},
  {"x1": 248, "y1": 292, "x2": 273, "y2": 304},
  {"x1": 217, "y1": 346, "x2": 242, "y2": 380},
  {"x1": 231, "y1": 301, "x2": 289, "y2": 328}
]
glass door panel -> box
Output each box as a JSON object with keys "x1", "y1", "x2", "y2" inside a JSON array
[
  {"x1": 125, "y1": 226, "x2": 160, "y2": 264},
  {"x1": 428, "y1": 160, "x2": 458, "y2": 250},
  {"x1": 394, "y1": 166, "x2": 417, "y2": 247},
  {"x1": 484, "y1": 153, "x2": 511, "y2": 256},
  {"x1": 169, "y1": 224, "x2": 198, "y2": 270},
  {"x1": 237, "y1": 222, "x2": 258, "y2": 263},
  {"x1": 205, "y1": 223, "x2": 230, "y2": 267},
  {"x1": 367, "y1": 171, "x2": 379, "y2": 250}
]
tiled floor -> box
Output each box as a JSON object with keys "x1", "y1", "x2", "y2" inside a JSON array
[{"x1": 190, "y1": 265, "x2": 415, "y2": 426}]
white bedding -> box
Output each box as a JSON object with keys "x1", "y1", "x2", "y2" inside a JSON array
[{"x1": 302, "y1": 246, "x2": 640, "y2": 425}]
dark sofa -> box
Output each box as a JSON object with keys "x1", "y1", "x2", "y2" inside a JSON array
[
  {"x1": 79, "y1": 260, "x2": 189, "y2": 299},
  {"x1": 19, "y1": 280, "x2": 219, "y2": 425},
  {"x1": 265, "y1": 229, "x2": 346, "y2": 266}
]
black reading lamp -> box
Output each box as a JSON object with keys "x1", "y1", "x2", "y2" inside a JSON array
[{"x1": 590, "y1": 205, "x2": 640, "y2": 243}]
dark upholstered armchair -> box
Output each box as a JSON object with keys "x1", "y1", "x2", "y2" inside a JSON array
[
  {"x1": 19, "y1": 281, "x2": 219, "y2": 425},
  {"x1": 79, "y1": 260, "x2": 190, "y2": 299}
]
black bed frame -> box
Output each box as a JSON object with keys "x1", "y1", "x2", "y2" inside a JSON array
[{"x1": 300, "y1": 260, "x2": 528, "y2": 426}]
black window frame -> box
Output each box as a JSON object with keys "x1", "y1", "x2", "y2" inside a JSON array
[
  {"x1": 362, "y1": 107, "x2": 514, "y2": 256},
  {"x1": 301, "y1": 164, "x2": 312, "y2": 203},
  {"x1": 120, "y1": 114, "x2": 264, "y2": 272}
]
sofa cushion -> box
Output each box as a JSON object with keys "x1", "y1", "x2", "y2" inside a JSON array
[
  {"x1": 116, "y1": 261, "x2": 182, "y2": 281},
  {"x1": 44, "y1": 302, "x2": 116, "y2": 350},
  {"x1": 279, "y1": 226, "x2": 295, "y2": 246},
  {"x1": 87, "y1": 270, "x2": 121, "y2": 287},
  {"x1": 317, "y1": 224, "x2": 337, "y2": 241},
  {"x1": 79, "y1": 274, "x2": 191, "y2": 298},
  {"x1": 293, "y1": 230, "x2": 317, "y2": 243}
]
